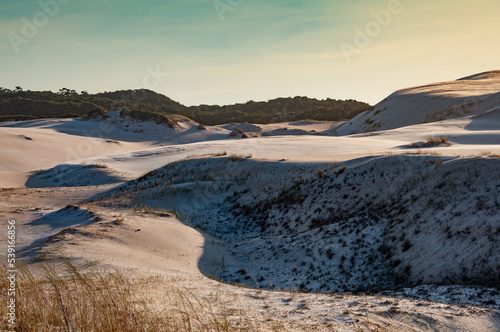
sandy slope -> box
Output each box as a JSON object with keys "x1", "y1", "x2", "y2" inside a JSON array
[
  {"x1": 0, "y1": 114, "x2": 224, "y2": 187},
  {"x1": 59, "y1": 209, "x2": 500, "y2": 331},
  {"x1": 20, "y1": 112, "x2": 500, "y2": 189},
  {"x1": 0, "y1": 117, "x2": 344, "y2": 187},
  {"x1": 1, "y1": 186, "x2": 496, "y2": 331},
  {"x1": 0, "y1": 119, "x2": 152, "y2": 172},
  {"x1": 336, "y1": 70, "x2": 500, "y2": 135},
  {"x1": 3, "y1": 96, "x2": 499, "y2": 189},
  {"x1": 1, "y1": 71, "x2": 500, "y2": 330}
]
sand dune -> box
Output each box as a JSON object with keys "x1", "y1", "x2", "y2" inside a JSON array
[
  {"x1": 7, "y1": 196, "x2": 498, "y2": 331},
  {"x1": 2, "y1": 71, "x2": 500, "y2": 330},
  {"x1": 336, "y1": 70, "x2": 500, "y2": 135},
  {"x1": 13, "y1": 111, "x2": 500, "y2": 189}
]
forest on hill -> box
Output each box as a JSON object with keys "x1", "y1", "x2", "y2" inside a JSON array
[{"x1": 0, "y1": 87, "x2": 371, "y2": 125}]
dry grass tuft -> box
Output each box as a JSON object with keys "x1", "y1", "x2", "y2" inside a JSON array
[
  {"x1": 425, "y1": 136, "x2": 450, "y2": 146},
  {"x1": 479, "y1": 151, "x2": 500, "y2": 159},
  {"x1": 229, "y1": 154, "x2": 251, "y2": 162},
  {"x1": 410, "y1": 137, "x2": 451, "y2": 148},
  {"x1": 407, "y1": 150, "x2": 443, "y2": 156},
  {"x1": 0, "y1": 260, "x2": 269, "y2": 331}
]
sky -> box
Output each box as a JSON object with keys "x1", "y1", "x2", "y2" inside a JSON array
[{"x1": 0, "y1": 0, "x2": 499, "y2": 106}]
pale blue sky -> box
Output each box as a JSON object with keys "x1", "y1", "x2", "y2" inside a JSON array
[{"x1": 1, "y1": 0, "x2": 499, "y2": 105}]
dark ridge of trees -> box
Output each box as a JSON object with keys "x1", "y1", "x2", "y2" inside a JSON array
[
  {"x1": 183, "y1": 97, "x2": 371, "y2": 125},
  {"x1": 0, "y1": 88, "x2": 371, "y2": 125}
]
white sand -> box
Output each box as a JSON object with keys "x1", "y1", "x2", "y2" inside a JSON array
[
  {"x1": 336, "y1": 70, "x2": 500, "y2": 135},
  {"x1": 1, "y1": 71, "x2": 500, "y2": 330}
]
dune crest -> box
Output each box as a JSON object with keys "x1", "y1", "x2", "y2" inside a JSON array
[{"x1": 336, "y1": 70, "x2": 500, "y2": 135}]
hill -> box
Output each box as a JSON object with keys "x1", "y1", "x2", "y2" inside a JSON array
[
  {"x1": 0, "y1": 87, "x2": 370, "y2": 125},
  {"x1": 182, "y1": 97, "x2": 370, "y2": 125},
  {"x1": 335, "y1": 70, "x2": 500, "y2": 135},
  {"x1": 92, "y1": 153, "x2": 500, "y2": 293},
  {"x1": 0, "y1": 88, "x2": 184, "y2": 121}
]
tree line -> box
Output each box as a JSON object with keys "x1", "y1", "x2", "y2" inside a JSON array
[{"x1": 0, "y1": 88, "x2": 371, "y2": 125}]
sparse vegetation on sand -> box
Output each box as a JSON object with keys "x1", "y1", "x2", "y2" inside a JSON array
[
  {"x1": 425, "y1": 136, "x2": 451, "y2": 145},
  {"x1": 114, "y1": 154, "x2": 500, "y2": 293},
  {"x1": 229, "y1": 153, "x2": 252, "y2": 162},
  {"x1": 410, "y1": 136, "x2": 451, "y2": 148},
  {"x1": 0, "y1": 260, "x2": 266, "y2": 332}
]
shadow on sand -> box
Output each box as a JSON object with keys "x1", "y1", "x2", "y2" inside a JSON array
[
  {"x1": 21, "y1": 206, "x2": 98, "y2": 254},
  {"x1": 25, "y1": 164, "x2": 126, "y2": 188},
  {"x1": 197, "y1": 235, "x2": 237, "y2": 283}
]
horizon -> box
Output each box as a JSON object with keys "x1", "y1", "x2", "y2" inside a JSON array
[{"x1": 1, "y1": 0, "x2": 499, "y2": 106}]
